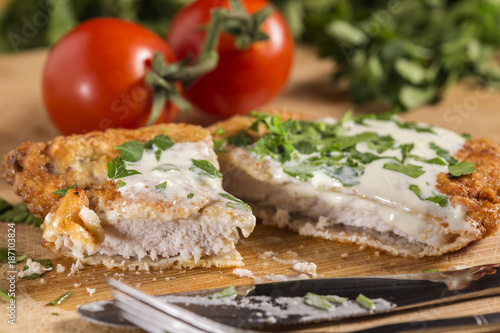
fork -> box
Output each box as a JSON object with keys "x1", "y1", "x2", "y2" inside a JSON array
[{"x1": 108, "y1": 278, "x2": 260, "y2": 333}]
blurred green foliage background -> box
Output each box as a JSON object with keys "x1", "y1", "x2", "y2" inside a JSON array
[{"x1": 1, "y1": 0, "x2": 500, "y2": 110}]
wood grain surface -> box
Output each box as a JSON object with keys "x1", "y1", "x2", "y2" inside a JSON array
[{"x1": 1, "y1": 46, "x2": 500, "y2": 333}]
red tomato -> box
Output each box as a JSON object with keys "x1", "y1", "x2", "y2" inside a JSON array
[
  {"x1": 167, "y1": 0, "x2": 294, "y2": 117},
  {"x1": 43, "y1": 18, "x2": 179, "y2": 135}
]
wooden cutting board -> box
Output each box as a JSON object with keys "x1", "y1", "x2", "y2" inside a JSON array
[{"x1": 1, "y1": 46, "x2": 500, "y2": 333}]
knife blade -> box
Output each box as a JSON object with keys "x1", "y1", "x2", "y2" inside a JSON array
[{"x1": 78, "y1": 263, "x2": 500, "y2": 330}]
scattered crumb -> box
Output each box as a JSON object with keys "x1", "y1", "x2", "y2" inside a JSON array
[
  {"x1": 159, "y1": 271, "x2": 163, "y2": 274},
  {"x1": 135, "y1": 283, "x2": 141, "y2": 288},
  {"x1": 262, "y1": 262, "x2": 270, "y2": 268},
  {"x1": 258, "y1": 251, "x2": 276, "y2": 260},
  {"x1": 135, "y1": 271, "x2": 140, "y2": 275},
  {"x1": 40, "y1": 278, "x2": 46, "y2": 285},
  {"x1": 373, "y1": 251, "x2": 380, "y2": 258},
  {"x1": 74, "y1": 283, "x2": 81, "y2": 288},
  {"x1": 18, "y1": 258, "x2": 53, "y2": 278},
  {"x1": 165, "y1": 277, "x2": 175, "y2": 281},
  {"x1": 233, "y1": 268, "x2": 254, "y2": 278},
  {"x1": 68, "y1": 259, "x2": 84, "y2": 276},
  {"x1": 266, "y1": 316, "x2": 277, "y2": 324},
  {"x1": 335, "y1": 265, "x2": 342, "y2": 270},
  {"x1": 153, "y1": 278, "x2": 157, "y2": 281},
  {"x1": 389, "y1": 263, "x2": 397, "y2": 267},
  {"x1": 56, "y1": 264, "x2": 65, "y2": 273},
  {"x1": 292, "y1": 262, "x2": 317, "y2": 277},
  {"x1": 86, "y1": 288, "x2": 96, "y2": 296},
  {"x1": 340, "y1": 253, "x2": 349, "y2": 259}
]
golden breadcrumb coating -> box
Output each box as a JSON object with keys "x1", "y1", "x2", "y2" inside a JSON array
[
  {"x1": 1, "y1": 123, "x2": 209, "y2": 219},
  {"x1": 437, "y1": 138, "x2": 500, "y2": 237}
]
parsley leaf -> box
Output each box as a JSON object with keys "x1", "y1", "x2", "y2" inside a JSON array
[
  {"x1": 190, "y1": 159, "x2": 223, "y2": 178},
  {"x1": 53, "y1": 184, "x2": 77, "y2": 196},
  {"x1": 394, "y1": 120, "x2": 435, "y2": 134},
  {"x1": 332, "y1": 132, "x2": 378, "y2": 150},
  {"x1": 409, "y1": 185, "x2": 448, "y2": 207},
  {"x1": 400, "y1": 144, "x2": 414, "y2": 164},
  {"x1": 219, "y1": 193, "x2": 251, "y2": 212},
  {"x1": 46, "y1": 292, "x2": 72, "y2": 306},
  {"x1": 213, "y1": 140, "x2": 226, "y2": 153},
  {"x1": 322, "y1": 164, "x2": 360, "y2": 186},
  {"x1": 448, "y1": 161, "x2": 476, "y2": 177},
  {"x1": 115, "y1": 140, "x2": 144, "y2": 162},
  {"x1": 293, "y1": 141, "x2": 317, "y2": 154},
  {"x1": 383, "y1": 163, "x2": 425, "y2": 178},
  {"x1": 0, "y1": 287, "x2": 14, "y2": 301},
  {"x1": 187, "y1": 193, "x2": 194, "y2": 199},
  {"x1": 107, "y1": 157, "x2": 141, "y2": 179},
  {"x1": 155, "y1": 181, "x2": 167, "y2": 191},
  {"x1": 208, "y1": 286, "x2": 237, "y2": 300},
  {"x1": 214, "y1": 127, "x2": 225, "y2": 136},
  {"x1": 429, "y1": 143, "x2": 458, "y2": 164},
  {"x1": 227, "y1": 133, "x2": 252, "y2": 147},
  {"x1": 152, "y1": 134, "x2": 174, "y2": 151},
  {"x1": 116, "y1": 180, "x2": 126, "y2": 189},
  {"x1": 20, "y1": 259, "x2": 53, "y2": 280},
  {"x1": 0, "y1": 248, "x2": 28, "y2": 264},
  {"x1": 303, "y1": 293, "x2": 347, "y2": 311},
  {"x1": 153, "y1": 164, "x2": 179, "y2": 173},
  {"x1": 0, "y1": 201, "x2": 42, "y2": 228},
  {"x1": 356, "y1": 294, "x2": 375, "y2": 310}
]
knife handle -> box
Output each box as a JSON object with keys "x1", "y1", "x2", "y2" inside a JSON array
[{"x1": 354, "y1": 312, "x2": 500, "y2": 333}]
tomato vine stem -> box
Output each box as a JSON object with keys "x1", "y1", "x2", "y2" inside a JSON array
[{"x1": 145, "y1": 0, "x2": 274, "y2": 126}]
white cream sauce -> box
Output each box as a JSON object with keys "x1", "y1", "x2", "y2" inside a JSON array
[
  {"x1": 261, "y1": 117, "x2": 472, "y2": 237},
  {"x1": 111, "y1": 141, "x2": 249, "y2": 219}
]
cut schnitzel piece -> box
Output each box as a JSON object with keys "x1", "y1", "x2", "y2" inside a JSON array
[
  {"x1": 1, "y1": 124, "x2": 255, "y2": 269},
  {"x1": 209, "y1": 111, "x2": 500, "y2": 257}
]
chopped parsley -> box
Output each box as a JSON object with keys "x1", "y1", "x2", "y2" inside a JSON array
[
  {"x1": 107, "y1": 134, "x2": 176, "y2": 180},
  {"x1": 208, "y1": 286, "x2": 237, "y2": 300},
  {"x1": 0, "y1": 248, "x2": 28, "y2": 264},
  {"x1": 214, "y1": 127, "x2": 226, "y2": 136},
  {"x1": 219, "y1": 193, "x2": 251, "y2": 212},
  {"x1": 187, "y1": 193, "x2": 194, "y2": 199},
  {"x1": 0, "y1": 287, "x2": 14, "y2": 301},
  {"x1": 303, "y1": 293, "x2": 347, "y2": 311},
  {"x1": 20, "y1": 259, "x2": 53, "y2": 280},
  {"x1": 53, "y1": 184, "x2": 77, "y2": 196},
  {"x1": 409, "y1": 185, "x2": 448, "y2": 207},
  {"x1": 356, "y1": 294, "x2": 375, "y2": 310},
  {"x1": 383, "y1": 163, "x2": 425, "y2": 178},
  {"x1": 448, "y1": 161, "x2": 476, "y2": 177},
  {"x1": 155, "y1": 181, "x2": 167, "y2": 191},
  {"x1": 213, "y1": 139, "x2": 225, "y2": 153},
  {"x1": 116, "y1": 180, "x2": 126, "y2": 189},
  {"x1": 153, "y1": 164, "x2": 179, "y2": 173},
  {"x1": 0, "y1": 199, "x2": 42, "y2": 228},
  {"x1": 190, "y1": 159, "x2": 223, "y2": 178},
  {"x1": 107, "y1": 157, "x2": 141, "y2": 179},
  {"x1": 46, "y1": 292, "x2": 72, "y2": 306},
  {"x1": 115, "y1": 140, "x2": 144, "y2": 162}
]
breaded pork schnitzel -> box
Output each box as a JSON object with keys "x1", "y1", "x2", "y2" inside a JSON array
[
  {"x1": 209, "y1": 111, "x2": 500, "y2": 257},
  {"x1": 1, "y1": 124, "x2": 255, "y2": 269}
]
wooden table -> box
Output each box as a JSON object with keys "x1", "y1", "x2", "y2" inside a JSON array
[{"x1": 1, "y1": 46, "x2": 500, "y2": 333}]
